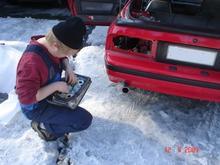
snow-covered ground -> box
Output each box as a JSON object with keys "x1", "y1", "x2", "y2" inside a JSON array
[{"x1": 0, "y1": 17, "x2": 220, "y2": 165}]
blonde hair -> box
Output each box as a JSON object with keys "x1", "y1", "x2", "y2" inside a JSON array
[{"x1": 45, "y1": 30, "x2": 73, "y2": 53}]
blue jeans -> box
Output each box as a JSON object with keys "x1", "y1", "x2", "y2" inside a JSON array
[{"x1": 22, "y1": 100, "x2": 93, "y2": 138}]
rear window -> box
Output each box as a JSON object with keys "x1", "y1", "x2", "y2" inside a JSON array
[{"x1": 118, "y1": 0, "x2": 220, "y2": 38}]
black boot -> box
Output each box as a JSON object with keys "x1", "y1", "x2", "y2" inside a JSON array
[{"x1": 31, "y1": 121, "x2": 57, "y2": 141}]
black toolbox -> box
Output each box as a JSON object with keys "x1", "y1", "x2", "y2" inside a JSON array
[{"x1": 47, "y1": 74, "x2": 91, "y2": 110}]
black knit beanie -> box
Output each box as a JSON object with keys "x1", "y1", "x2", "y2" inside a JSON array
[{"x1": 52, "y1": 16, "x2": 86, "y2": 49}]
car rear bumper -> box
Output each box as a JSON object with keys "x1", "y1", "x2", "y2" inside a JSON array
[{"x1": 106, "y1": 63, "x2": 220, "y2": 102}]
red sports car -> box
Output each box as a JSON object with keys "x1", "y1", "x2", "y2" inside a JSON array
[{"x1": 68, "y1": 0, "x2": 220, "y2": 102}]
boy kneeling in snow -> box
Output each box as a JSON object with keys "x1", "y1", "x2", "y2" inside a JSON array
[{"x1": 16, "y1": 17, "x2": 92, "y2": 141}]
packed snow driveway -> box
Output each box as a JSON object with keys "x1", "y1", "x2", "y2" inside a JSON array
[{"x1": 0, "y1": 18, "x2": 220, "y2": 165}]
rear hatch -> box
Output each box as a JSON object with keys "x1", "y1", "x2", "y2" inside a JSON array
[{"x1": 67, "y1": 0, "x2": 126, "y2": 25}]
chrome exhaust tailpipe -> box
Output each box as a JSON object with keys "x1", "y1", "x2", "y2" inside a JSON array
[
  {"x1": 121, "y1": 82, "x2": 129, "y2": 93},
  {"x1": 122, "y1": 87, "x2": 129, "y2": 93}
]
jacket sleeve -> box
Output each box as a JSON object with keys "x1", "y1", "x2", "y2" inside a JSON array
[{"x1": 16, "y1": 54, "x2": 46, "y2": 104}]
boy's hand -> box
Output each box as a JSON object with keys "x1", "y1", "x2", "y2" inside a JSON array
[
  {"x1": 36, "y1": 81, "x2": 69, "y2": 101},
  {"x1": 62, "y1": 58, "x2": 77, "y2": 84},
  {"x1": 56, "y1": 81, "x2": 69, "y2": 93},
  {"x1": 65, "y1": 67, "x2": 77, "y2": 84}
]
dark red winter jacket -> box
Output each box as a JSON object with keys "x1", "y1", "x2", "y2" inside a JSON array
[{"x1": 16, "y1": 36, "x2": 61, "y2": 105}]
